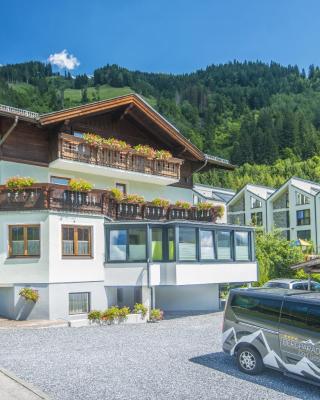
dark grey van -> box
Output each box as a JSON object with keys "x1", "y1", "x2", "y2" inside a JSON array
[{"x1": 223, "y1": 288, "x2": 320, "y2": 385}]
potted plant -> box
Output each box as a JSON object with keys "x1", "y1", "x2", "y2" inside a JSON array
[
  {"x1": 88, "y1": 310, "x2": 102, "y2": 324},
  {"x1": 151, "y1": 198, "x2": 170, "y2": 208},
  {"x1": 174, "y1": 200, "x2": 191, "y2": 209},
  {"x1": 19, "y1": 288, "x2": 39, "y2": 303},
  {"x1": 103, "y1": 137, "x2": 131, "y2": 152},
  {"x1": 101, "y1": 306, "x2": 120, "y2": 324},
  {"x1": 133, "y1": 144, "x2": 156, "y2": 159},
  {"x1": 118, "y1": 306, "x2": 130, "y2": 323},
  {"x1": 133, "y1": 303, "x2": 148, "y2": 318},
  {"x1": 125, "y1": 194, "x2": 145, "y2": 204},
  {"x1": 68, "y1": 178, "x2": 93, "y2": 192},
  {"x1": 155, "y1": 150, "x2": 172, "y2": 160},
  {"x1": 149, "y1": 308, "x2": 163, "y2": 323},
  {"x1": 110, "y1": 188, "x2": 125, "y2": 202},
  {"x1": 6, "y1": 177, "x2": 37, "y2": 191},
  {"x1": 196, "y1": 202, "x2": 213, "y2": 211},
  {"x1": 83, "y1": 133, "x2": 104, "y2": 147},
  {"x1": 213, "y1": 205, "x2": 225, "y2": 219}
]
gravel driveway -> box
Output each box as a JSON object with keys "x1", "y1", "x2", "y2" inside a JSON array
[{"x1": 0, "y1": 312, "x2": 319, "y2": 400}]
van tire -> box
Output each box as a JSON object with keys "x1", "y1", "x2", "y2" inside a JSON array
[{"x1": 236, "y1": 346, "x2": 264, "y2": 375}]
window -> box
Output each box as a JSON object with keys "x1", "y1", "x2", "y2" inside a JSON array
[
  {"x1": 307, "y1": 305, "x2": 320, "y2": 332},
  {"x1": 108, "y1": 228, "x2": 146, "y2": 261},
  {"x1": 296, "y1": 209, "x2": 311, "y2": 226},
  {"x1": 73, "y1": 131, "x2": 84, "y2": 138},
  {"x1": 117, "y1": 288, "x2": 124, "y2": 304},
  {"x1": 296, "y1": 192, "x2": 310, "y2": 206},
  {"x1": 251, "y1": 197, "x2": 262, "y2": 209},
  {"x1": 128, "y1": 229, "x2": 146, "y2": 261},
  {"x1": 9, "y1": 225, "x2": 40, "y2": 257},
  {"x1": 216, "y1": 231, "x2": 231, "y2": 260},
  {"x1": 168, "y1": 227, "x2": 175, "y2": 261},
  {"x1": 179, "y1": 227, "x2": 196, "y2": 261},
  {"x1": 116, "y1": 183, "x2": 127, "y2": 195},
  {"x1": 231, "y1": 294, "x2": 282, "y2": 324},
  {"x1": 251, "y1": 212, "x2": 263, "y2": 226},
  {"x1": 62, "y1": 226, "x2": 92, "y2": 257},
  {"x1": 235, "y1": 231, "x2": 250, "y2": 261},
  {"x1": 297, "y1": 230, "x2": 311, "y2": 241},
  {"x1": 200, "y1": 230, "x2": 215, "y2": 260},
  {"x1": 151, "y1": 228, "x2": 163, "y2": 261},
  {"x1": 280, "y1": 301, "x2": 308, "y2": 330},
  {"x1": 50, "y1": 176, "x2": 70, "y2": 186},
  {"x1": 69, "y1": 292, "x2": 90, "y2": 314},
  {"x1": 109, "y1": 230, "x2": 127, "y2": 261}
]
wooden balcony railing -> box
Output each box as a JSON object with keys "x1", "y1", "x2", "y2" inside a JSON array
[
  {"x1": 0, "y1": 184, "x2": 220, "y2": 223},
  {"x1": 57, "y1": 133, "x2": 183, "y2": 180}
]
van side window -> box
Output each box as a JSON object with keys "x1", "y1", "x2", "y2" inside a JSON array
[
  {"x1": 307, "y1": 305, "x2": 320, "y2": 333},
  {"x1": 231, "y1": 294, "x2": 281, "y2": 324},
  {"x1": 280, "y1": 301, "x2": 308, "y2": 330}
]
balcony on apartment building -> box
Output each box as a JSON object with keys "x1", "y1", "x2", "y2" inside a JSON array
[
  {"x1": 0, "y1": 184, "x2": 222, "y2": 223},
  {"x1": 49, "y1": 133, "x2": 183, "y2": 185}
]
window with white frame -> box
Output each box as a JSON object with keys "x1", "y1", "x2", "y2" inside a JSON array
[
  {"x1": 251, "y1": 196, "x2": 262, "y2": 209},
  {"x1": 296, "y1": 192, "x2": 310, "y2": 206},
  {"x1": 69, "y1": 292, "x2": 90, "y2": 314}
]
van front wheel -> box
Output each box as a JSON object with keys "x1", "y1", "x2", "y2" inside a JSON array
[{"x1": 236, "y1": 346, "x2": 263, "y2": 375}]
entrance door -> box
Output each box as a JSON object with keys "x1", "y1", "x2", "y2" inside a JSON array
[{"x1": 279, "y1": 299, "x2": 320, "y2": 381}]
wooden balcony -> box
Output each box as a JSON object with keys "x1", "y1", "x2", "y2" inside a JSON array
[
  {"x1": 57, "y1": 133, "x2": 183, "y2": 180},
  {"x1": 0, "y1": 184, "x2": 220, "y2": 223}
]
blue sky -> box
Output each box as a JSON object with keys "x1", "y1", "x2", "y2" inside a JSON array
[{"x1": 1, "y1": 0, "x2": 320, "y2": 74}]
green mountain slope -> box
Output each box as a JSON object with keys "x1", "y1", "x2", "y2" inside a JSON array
[{"x1": 2, "y1": 60, "x2": 320, "y2": 190}]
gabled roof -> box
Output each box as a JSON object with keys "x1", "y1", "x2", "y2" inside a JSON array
[
  {"x1": 227, "y1": 183, "x2": 275, "y2": 205},
  {"x1": 268, "y1": 176, "x2": 320, "y2": 202},
  {"x1": 0, "y1": 94, "x2": 235, "y2": 170}
]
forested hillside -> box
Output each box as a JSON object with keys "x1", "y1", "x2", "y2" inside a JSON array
[{"x1": 2, "y1": 60, "x2": 320, "y2": 190}]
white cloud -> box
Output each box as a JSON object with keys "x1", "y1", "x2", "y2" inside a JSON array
[{"x1": 48, "y1": 49, "x2": 80, "y2": 70}]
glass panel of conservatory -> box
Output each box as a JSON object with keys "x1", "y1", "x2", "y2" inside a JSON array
[
  {"x1": 109, "y1": 230, "x2": 127, "y2": 261},
  {"x1": 216, "y1": 231, "x2": 231, "y2": 260},
  {"x1": 179, "y1": 227, "x2": 196, "y2": 261},
  {"x1": 200, "y1": 230, "x2": 215, "y2": 260},
  {"x1": 151, "y1": 228, "x2": 163, "y2": 261},
  {"x1": 128, "y1": 229, "x2": 146, "y2": 261},
  {"x1": 168, "y1": 227, "x2": 175, "y2": 261},
  {"x1": 235, "y1": 231, "x2": 249, "y2": 261}
]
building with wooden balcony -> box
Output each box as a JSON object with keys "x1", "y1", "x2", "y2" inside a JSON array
[{"x1": 0, "y1": 95, "x2": 257, "y2": 320}]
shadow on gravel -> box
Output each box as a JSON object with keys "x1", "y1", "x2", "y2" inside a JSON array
[
  {"x1": 164, "y1": 311, "x2": 222, "y2": 320},
  {"x1": 190, "y1": 352, "x2": 320, "y2": 399}
]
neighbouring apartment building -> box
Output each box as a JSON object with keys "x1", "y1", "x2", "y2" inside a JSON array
[
  {"x1": 0, "y1": 94, "x2": 258, "y2": 320},
  {"x1": 227, "y1": 177, "x2": 320, "y2": 251}
]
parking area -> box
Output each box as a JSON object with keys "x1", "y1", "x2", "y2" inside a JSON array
[{"x1": 0, "y1": 312, "x2": 319, "y2": 400}]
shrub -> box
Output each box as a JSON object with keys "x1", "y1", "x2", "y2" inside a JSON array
[
  {"x1": 196, "y1": 202, "x2": 213, "y2": 211},
  {"x1": 83, "y1": 133, "x2": 104, "y2": 147},
  {"x1": 103, "y1": 137, "x2": 131, "y2": 151},
  {"x1": 6, "y1": 177, "x2": 36, "y2": 190},
  {"x1": 151, "y1": 198, "x2": 170, "y2": 207},
  {"x1": 133, "y1": 303, "x2": 148, "y2": 317},
  {"x1": 155, "y1": 150, "x2": 172, "y2": 160},
  {"x1": 133, "y1": 144, "x2": 156, "y2": 158},
  {"x1": 118, "y1": 306, "x2": 130, "y2": 321},
  {"x1": 110, "y1": 188, "x2": 124, "y2": 202},
  {"x1": 101, "y1": 306, "x2": 119, "y2": 322},
  {"x1": 88, "y1": 310, "x2": 102, "y2": 322},
  {"x1": 69, "y1": 178, "x2": 93, "y2": 192},
  {"x1": 174, "y1": 200, "x2": 191, "y2": 209},
  {"x1": 126, "y1": 194, "x2": 145, "y2": 204},
  {"x1": 19, "y1": 288, "x2": 39, "y2": 303},
  {"x1": 150, "y1": 308, "x2": 163, "y2": 322}
]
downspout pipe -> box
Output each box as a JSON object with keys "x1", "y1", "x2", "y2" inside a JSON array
[{"x1": 0, "y1": 115, "x2": 19, "y2": 146}]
